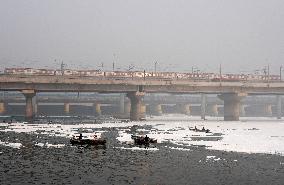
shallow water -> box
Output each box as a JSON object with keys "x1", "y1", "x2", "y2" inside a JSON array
[{"x1": 1, "y1": 116, "x2": 284, "y2": 185}]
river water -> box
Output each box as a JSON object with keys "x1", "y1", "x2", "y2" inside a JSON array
[{"x1": 1, "y1": 115, "x2": 284, "y2": 185}]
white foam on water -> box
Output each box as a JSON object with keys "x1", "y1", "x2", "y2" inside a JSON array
[
  {"x1": 115, "y1": 146, "x2": 159, "y2": 151},
  {"x1": 206, "y1": 156, "x2": 222, "y2": 161},
  {"x1": 45, "y1": 143, "x2": 65, "y2": 148},
  {"x1": 137, "y1": 115, "x2": 284, "y2": 155},
  {"x1": 117, "y1": 131, "x2": 133, "y2": 142},
  {"x1": 206, "y1": 156, "x2": 216, "y2": 159},
  {"x1": 1, "y1": 115, "x2": 284, "y2": 155},
  {"x1": 0, "y1": 140, "x2": 22, "y2": 149},
  {"x1": 0, "y1": 122, "x2": 104, "y2": 139},
  {"x1": 167, "y1": 146, "x2": 191, "y2": 151},
  {"x1": 35, "y1": 142, "x2": 65, "y2": 148},
  {"x1": 35, "y1": 143, "x2": 45, "y2": 147}
]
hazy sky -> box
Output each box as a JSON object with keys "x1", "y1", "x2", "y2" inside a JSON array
[{"x1": 0, "y1": 0, "x2": 284, "y2": 74}]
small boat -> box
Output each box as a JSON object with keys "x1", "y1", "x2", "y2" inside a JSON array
[
  {"x1": 131, "y1": 135, "x2": 157, "y2": 145},
  {"x1": 189, "y1": 127, "x2": 210, "y2": 133},
  {"x1": 70, "y1": 135, "x2": 106, "y2": 145}
]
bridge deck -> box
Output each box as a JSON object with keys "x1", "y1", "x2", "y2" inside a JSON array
[{"x1": 0, "y1": 75, "x2": 284, "y2": 94}]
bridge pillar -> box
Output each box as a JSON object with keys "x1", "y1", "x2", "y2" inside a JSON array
[
  {"x1": 33, "y1": 96, "x2": 38, "y2": 116},
  {"x1": 152, "y1": 104, "x2": 163, "y2": 116},
  {"x1": 277, "y1": 95, "x2": 282, "y2": 119},
  {"x1": 263, "y1": 104, "x2": 272, "y2": 117},
  {"x1": 22, "y1": 90, "x2": 36, "y2": 120},
  {"x1": 140, "y1": 103, "x2": 146, "y2": 119},
  {"x1": 124, "y1": 101, "x2": 131, "y2": 115},
  {"x1": 207, "y1": 104, "x2": 218, "y2": 117},
  {"x1": 93, "y1": 102, "x2": 102, "y2": 116},
  {"x1": 119, "y1": 94, "x2": 125, "y2": 114},
  {"x1": 34, "y1": 103, "x2": 38, "y2": 116},
  {"x1": 201, "y1": 93, "x2": 207, "y2": 120},
  {"x1": 0, "y1": 102, "x2": 7, "y2": 115},
  {"x1": 218, "y1": 93, "x2": 247, "y2": 121},
  {"x1": 239, "y1": 104, "x2": 246, "y2": 117},
  {"x1": 64, "y1": 103, "x2": 70, "y2": 115},
  {"x1": 127, "y1": 92, "x2": 144, "y2": 121},
  {"x1": 178, "y1": 104, "x2": 191, "y2": 115}
]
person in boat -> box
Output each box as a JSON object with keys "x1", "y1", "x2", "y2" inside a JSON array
[
  {"x1": 202, "y1": 127, "x2": 205, "y2": 131},
  {"x1": 144, "y1": 135, "x2": 150, "y2": 143},
  {"x1": 79, "y1": 133, "x2": 83, "y2": 140}
]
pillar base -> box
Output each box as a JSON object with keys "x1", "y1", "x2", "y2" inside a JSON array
[
  {"x1": 127, "y1": 92, "x2": 144, "y2": 121},
  {"x1": 119, "y1": 94, "x2": 125, "y2": 114},
  {"x1": 64, "y1": 103, "x2": 70, "y2": 115},
  {"x1": 218, "y1": 93, "x2": 247, "y2": 121},
  {"x1": 207, "y1": 104, "x2": 218, "y2": 117},
  {"x1": 177, "y1": 104, "x2": 191, "y2": 115},
  {"x1": 239, "y1": 104, "x2": 246, "y2": 117},
  {"x1": 263, "y1": 104, "x2": 272, "y2": 117},
  {"x1": 93, "y1": 102, "x2": 102, "y2": 116},
  {"x1": 22, "y1": 90, "x2": 36, "y2": 120},
  {"x1": 152, "y1": 104, "x2": 163, "y2": 116},
  {"x1": 0, "y1": 102, "x2": 7, "y2": 115},
  {"x1": 124, "y1": 101, "x2": 131, "y2": 115},
  {"x1": 201, "y1": 94, "x2": 206, "y2": 120},
  {"x1": 140, "y1": 104, "x2": 146, "y2": 119},
  {"x1": 277, "y1": 95, "x2": 282, "y2": 119}
]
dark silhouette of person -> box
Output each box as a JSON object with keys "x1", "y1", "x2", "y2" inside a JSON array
[
  {"x1": 144, "y1": 135, "x2": 150, "y2": 143},
  {"x1": 202, "y1": 127, "x2": 205, "y2": 131},
  {"x1": 79, "y1": 133, "x2": 83, "y2": 140}
]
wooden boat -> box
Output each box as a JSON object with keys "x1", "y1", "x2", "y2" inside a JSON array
[
  {"x1": 189, "y1": 127, "x2": 210, "y2": 133},
  {"x1": 70, "y1": 138, "x2": 106, "y2": 145},
  {"x1": 131, "y1": 135, "x2": 157, "y2": 145}
]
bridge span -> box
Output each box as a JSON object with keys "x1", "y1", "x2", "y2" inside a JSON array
[{"x1": 1, "y1": 75, "x2": 284, "y2": 121}]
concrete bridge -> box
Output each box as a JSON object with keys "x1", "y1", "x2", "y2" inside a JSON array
[
  {"x1": 0, "y1": 74, "x2": 284, "y2": 121},
  {"x1": 1, "y1": 94, "x2": 280, "y2": 105},
  {"x1": 0, "y1": 94, "x2": 282, "y2": 118}
]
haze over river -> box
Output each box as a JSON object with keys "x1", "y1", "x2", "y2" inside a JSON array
[{"x1": 1, "y1": 115, "x2": 284, "y2": 185}]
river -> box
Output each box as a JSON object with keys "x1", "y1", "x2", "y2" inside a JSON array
[{"x1": 1, "y1": 115, "x2": 284, "y2": 185}]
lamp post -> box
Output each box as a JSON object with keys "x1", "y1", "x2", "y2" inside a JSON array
[
  {"x1": 100, "y1": 62, "x2": 104, "y2": 71},
  {"x1": 192, "y1": 66, "x2": 198, "y2": 74},
  {"x1": 113, "y1": 53, "x2": 116, "y2": 71},
  {"x1": 280, "y1": 66, "x2": 283, "y2": 81},
  {"x1": 191, "y1": 67, "x2": 199, "y2": 78},
  {"x1": 263, "y1": 67, "x2": 267, "y2": 81},
  {"x1": 267, "y1": 65, "x2": 270, "y2": 83},
  {"x1": 219, "y1": 64, "x2": 222, "y2": 83},
  {"x1": 154, "y1": 61, "x2": 158, "y2": 73},
  {"x1": 61, "y1": 61, "x2": 65, "y2": 76}
]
